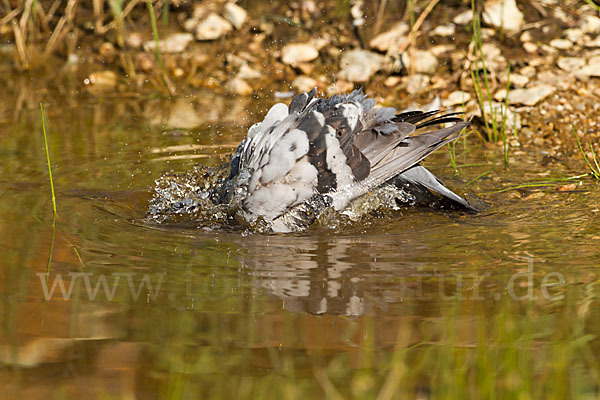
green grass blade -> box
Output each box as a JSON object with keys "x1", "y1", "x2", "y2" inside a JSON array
[{"x1": 40, "y1": 103, "x2": 57, "y2": 216}]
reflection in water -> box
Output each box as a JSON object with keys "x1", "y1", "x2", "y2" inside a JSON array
[
  {"x1": 240, "y1": 234, "x2": 426, "y2": 316},
  {"x1": 2, "y1": 92, "x2": 600, "y2": 398}
]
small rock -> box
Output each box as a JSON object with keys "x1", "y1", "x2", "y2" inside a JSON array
[
  {"x1": 431, "y1": 24, "x2": 455, "y2": 37},
  {"x1": 483, "y1": 0, "x2": 524, "y2": 33},
  {"x1": 308, "y1": 37, "x2": 330, "y2": 51},
  {"x1": 574, "y1": 57, "x2": 600, "y2": 79},
  {"x1": 429, "y1": 44, "x2": 455, "y2": 56},
  {"x1": 196, "y1": 14, "x2": 232, "y2": 40},
  {"x1": 126, "y1": 32, "x2": 143, "y2": 49},
  {"x1": 581, "y1": 15, "x2": 600, "y2": 34},
  {"x1": 564, "y1": 28, "x2": 584, "y2": 43},
  {"x1": 99, "y1": 42, "x2": 116, "y2": 61},
  {"x1": 520, "y1": 31, "x2": 533, "y2": 42},
  {"x1": 183, "y1": 18, "x2": 200, "y2": 33},
  {"x1": 384, "y1": 76, "x2": 402, "y2": 87},
  {"x1": 550, "y1": 38, "x2": 572, "y2": 50},
  {"x1": 505, "y1": 85, "x2": 556, "y2": 106},
  {"x1": 523, "y1": 42, "x2": 539, "y2": 54},
  {"x1": 453, "y1": 10, "x2": 473, "y2": 25},
  {"x1": 326, "y1": 80, "x2": 354, "y2": 96},
  {"x1": 557, "y1": 183, "x2": 577, "y2": 192},
  {"x1": 135, "y1": 53, "x2": 155, "y2": 72},
  {"x1": 223, "y1": 3, "x2": 247, "y2": 30},
  {"x1": 84, "y1": 71, "x2": 118, "y2": 92},
  {"x1": 226, "y1": 77, "x2": 253, "y2": 95},
  {"x1": 295, "y1": 62, "x2": 314, "y2": 75},
  {"x1": 144, "y1": 33, "x2": 194, "y2": 53},
  {"x1": 503, "y1": 73, "x2": 529, "y2": 88},
  {"x1": 442, "y1": 90, "x2": 471, "y2": 107},
  {"x1": 369, "y1": 22, "x2": 409, "y2": 54},
  {"x1": 236, "y1": 64, "x2": 262, "y2": 80},
  {"x1": 519, "y1": 65, "x2": 536, "y2": 77},
  {"x1": 557, "y1": 56, "x2": 586, "y2": 72},
  {"x1": 281, "y1": 43, "x2": 319, "y2": 66},
  {"x1": 292, "y1": 75, "x2": 318, "y2": 92},
  {"x1": 402, "y1": 50, "x2": 438, "y2": 75},
  {"x1": 338, "y1": 49, "x2": 386, "y2": 82},
  {"x1": 404, "y1": 74, "x2": 430, "y2": 95},
  {"x1": 584, "y1": 36, "x2": 600, "y2": 48}
]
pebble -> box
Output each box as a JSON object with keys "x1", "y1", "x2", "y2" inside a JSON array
[
  {"x1": 223, "y1": 3, "x2": 247, "y2": 30},
  {"x1": 135, "y1": 53, "x2": 155, "y2": 72},
  {"x1": 403, "y1": 74, "x2": 430, "y2": 95},
  {"x1": 584, "y1": 36, "x2": 600, "y2": 48},
  {"x1": 144, "y1": 33, "x2": 194, "y2": 53},
  {"x1": 505, "y1": 85, "x2": 556, "y2": 106},
  {"x1": 431, "y1": 24, "x2": 455, "y2": 37},
  {"x1": 453, "y1": 10, "x2": 473, "y2": 25},
  {"x1": 550, "y1": 39, "x2": 572, "y2": 50},
  {"x1": 126, "y1": 32, "x2": 143, "y2": 49},
  {"x1": 326, "y1": 80, "x2": 354, "y2": 96},
  {"x1": 504, "y1": 73, "x2": 529, "y2": 88},
  {"x1": 557, "y1": 56, "x2": 586, "y2": 72},
  {"x1": 338, "y1": 49, "x2": 385, "y2": 82},
  {"x1": 195, "y1": 14, "x2": 232, "y2": 41},
  {"x1": 523, "y1": 42, "x2": 538, "y2": 54},
  {"x1": 574, "y1": 57, "x2": 600, "y2": 79},
  {"x1": 99, "y1": 42, "x2": 116, "y2": 61},
  {"x1": 401, "y1": 50, "x2": 438, "y2": 75},
  {"x1": 384, "y1": 76, "x2": 402, "y2": 87},
  {"x1": 369, "y1": 22, "x2": 409, "y2": 54},
  {"x1": 581, "y1": 15, "x2": 600, "y2": 34},
  {"x1": 483, "y1": 0, "x2": 524, "y2": 32},
  {"x1": 442, "y1": 90, "x2": 471, "y2": 107},
  {"x1": 292, "y1": 75, "x2": 318, "y2": 92},
  {"x1": 557, "y1": 183, "x2": 577, "y2": 192},
  {"x1": 564, "y1": 28, "x2": 584, "y2": 43},
  {"x1": 236, "y1": 64, "x2": 262, "y2": 80},
  {"x1": 85, "y1": 71, "x2": 118, "y2": 92},
  {"x1": 281, "y1": 43, "x2": 319, "y2": 66},
  {"x1": 226, "y1": 77, "x2": 253, "y2": 95}
]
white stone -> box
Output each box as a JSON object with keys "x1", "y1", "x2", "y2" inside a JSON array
[
  {"x1": 292, "y1": 75, "x2": 318, "y2": 93},
  {"x1": 403, "y1": 74, "x2": 430, "y2": 95},
  {"x1": 505, "y1": 85, "x2": 556, "y2": 106},
  {"x1": 575, "y1": 57, "x2": 600, "y2": 79},
  {"x1": 453, "y1": 10, "x2": 473, "y2": 25},
  {"x1": 401, "y1": 50, "x2": 438, "y2": 74},
  {"x1": 564, "y1": 28, "x2": 584, "y2": 43},
  {"x1": 557, "y1": 56, "x2": 586, "y2": 72},
  {"x1": 226, "y1": 77, "x2": 253, "y2": 95},
  {"x1": 237, "y1": 64, "x2": 262, "y2": 80},
  {"x1": 431, "y1": 24, "x2": 455, "y2": 37},
  {"x1": 483, "y1": 0, "x2": 524, "y2": 32},
  {"x1": 143, "y1": 33, "x2": 194, "y2": 53},
  {"x1": 223, "y1": 3, "x2": 247, "y2": 30},
  {"x1": 369, "y1": 22, "x2": 409, "y2": 53},
  {"x1": 550, "y1": 38, "x2": 572, "y2": 50},
  {"x1": 502, "y1": 73, "x2": 529, "y2": 88},
  {"x1": 523, "y1": 42, "x2": 538, "y2": 53},
  {"x1": 281, "y1": 43, "x2": 319, "y2": 66},
  {"x1": 338, "y1": 49, "x2": 386, "y2": 82},
  {"x1": 584, "y1": 36, "x2": 600, "y2": 48},
  {"x1": 195, "y1": 14, "x2": 232, "y2": 41},
  {"x1": 442, "y1": 90, "x2": 471, "y2": 107},
  {"x1": 581, "y1": 15, "x2": 600, "y2": 34}
]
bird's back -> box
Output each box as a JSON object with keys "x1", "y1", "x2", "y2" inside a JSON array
[{"x1": 225, "y1": 88, "x2": 470, "y2": 232}]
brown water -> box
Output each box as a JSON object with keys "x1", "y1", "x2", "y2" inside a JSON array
[{"x1": 1, "y1": 93, "x2": 600, "y2": 399}]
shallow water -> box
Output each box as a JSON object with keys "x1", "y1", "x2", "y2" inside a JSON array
[{"x1": 1, "y1": 94, "x2": 600, "y2": 399}]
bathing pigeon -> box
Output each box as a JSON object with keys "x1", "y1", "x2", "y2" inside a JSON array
[{"x1": 223, "y1": 88, "x2": 472, "y2": 232}]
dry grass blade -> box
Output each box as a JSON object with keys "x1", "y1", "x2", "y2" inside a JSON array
[{"x1": 392, "y1": 0, "x2": 441, "y2": 56}]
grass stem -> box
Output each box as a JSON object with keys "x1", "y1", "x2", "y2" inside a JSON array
[{"x1": 40, "y1": 103, "x2": 57, "y2": 217}]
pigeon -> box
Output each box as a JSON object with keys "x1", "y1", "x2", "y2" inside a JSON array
[{"x1": 221, "y1": 88, "x2": 472, "y2": 232}]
